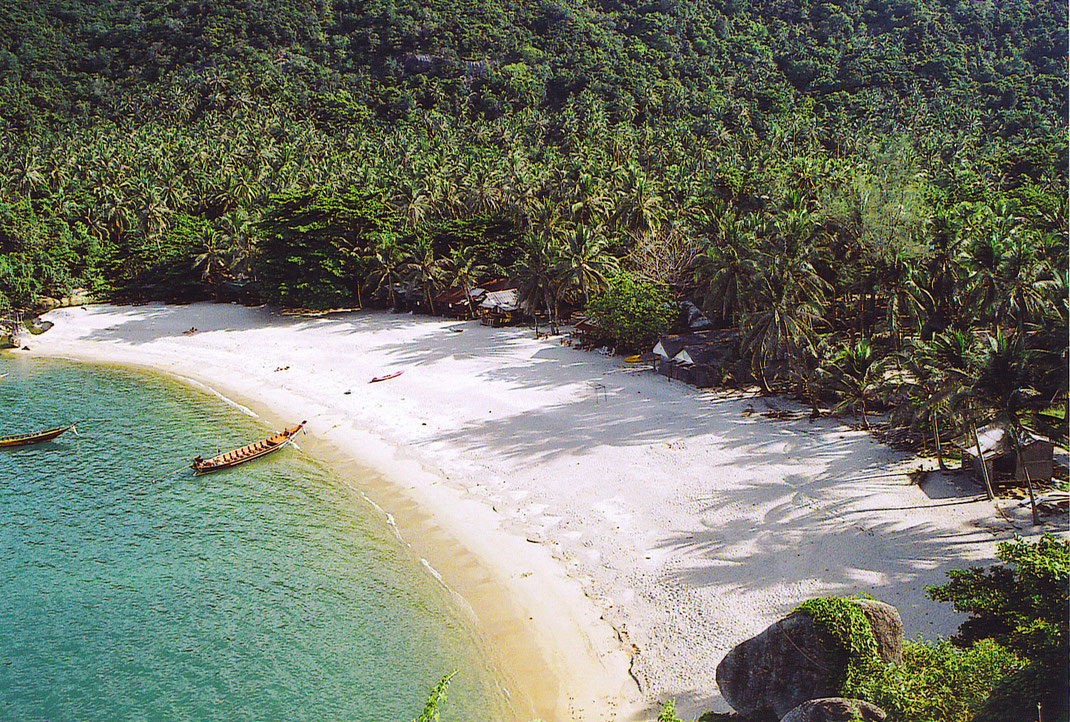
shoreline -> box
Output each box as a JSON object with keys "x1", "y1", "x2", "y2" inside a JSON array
[
  {"x1": 22, "y1": 301, "x2": 1060, "y2": 721},
  {"x1": 22, "y1": 304, "x2": 639, "y2": 722}
]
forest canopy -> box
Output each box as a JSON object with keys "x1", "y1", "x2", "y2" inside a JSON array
[{"x1": 0, "y1": 0, "x2": 1065, "y2": 444}]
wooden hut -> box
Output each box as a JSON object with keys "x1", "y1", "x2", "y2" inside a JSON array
[
  {"x1": 652, "y1": 330, "x2": 738, "y2": 387},
  {"x1": 478, "y1": 288, "x2": 521, "y2": 327},
  {"x1": 952, "y1": 423, "x2": 1054, "y2": 486}
]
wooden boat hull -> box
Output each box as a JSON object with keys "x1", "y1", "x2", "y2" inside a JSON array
[
  {"x1": 191, "y1": 422, "x2": 305, "y2": 474},
  {"x1": 0, "y1": 425, "x2": 72, "y2": 448}
]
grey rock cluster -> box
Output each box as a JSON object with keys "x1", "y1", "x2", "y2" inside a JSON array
[{"x1": 715, "y1": 599, "x2": 902, "y2": 720}]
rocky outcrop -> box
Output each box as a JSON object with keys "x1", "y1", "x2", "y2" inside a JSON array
[
  {"x1": 781, "y1": 698, "x2": 887, "y2": 722},
  {"x1": 715, "y1": 599, "x2": 903, "y2": 719},
  {"x1": 33, "y1": 289, "x2": 92, "y2": 312},
  {"x1": 716, "y1": 609, "x2": 835, "y2": 718},
  {"x1": 853, "y1": 599, "x2": 902, "y2": 665}
]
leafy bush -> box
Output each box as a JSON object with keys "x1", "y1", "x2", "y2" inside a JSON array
[
  {"x1": 868, "y1": 639, "x2": 1023, "y2": 722},
  {"x1": 927, "y1": 535, "x2": 1068, "y2": 656},
  {"x1": 795, "y1": 597, "x2": 882, "y2": 698},
  {"x1": 927, "y1": 535, "x2": 1069, "y2": 722},
  {"x1": 585, "y1": 272, "x2": 673, "y2": 353}
]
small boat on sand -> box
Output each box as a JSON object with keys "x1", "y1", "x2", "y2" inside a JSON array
[
  {"x1": 191, "y1": 421, "x2": 305, "y2": 474},
  {"x1": 0, "y1": 425, "x2": 74, "y2": 448},
  {"x1": 370, "y1": 371, "x2": 403, "y2": 383}
]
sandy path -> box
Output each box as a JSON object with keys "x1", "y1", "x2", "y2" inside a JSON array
[{"x1": 23, "y1": 302, "x2": 1060, "y2": 720}]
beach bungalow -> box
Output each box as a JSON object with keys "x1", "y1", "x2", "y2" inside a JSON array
[
  {"x1": 567, "y1": 315, "x2": 610, "y2": 349},
  {"x1": 433, "y1": 286, "x2": 486, "y2": 319},
  {"x1": 653, "y1": 330, "x2": 739, "y2": 388},
  {"x1": 952, "y1": 423, "x2": 1054, "y2": 486},
  {"x1": 479, "y1": 287, "x2": 522, "y2": 327}
]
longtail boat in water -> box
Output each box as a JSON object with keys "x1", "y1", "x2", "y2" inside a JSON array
[
  {"x1": 191, "y1": 421, "x2": 305, "y2": 474},
  {"x1": 0, "y1": 425, "x2": 74, "y2": 448}
]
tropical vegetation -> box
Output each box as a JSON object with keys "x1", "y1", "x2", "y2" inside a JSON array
[{"x1": 0, "y1": 0, "x2": 1065, "y2": 441}]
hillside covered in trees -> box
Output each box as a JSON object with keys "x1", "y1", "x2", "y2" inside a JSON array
[{"x1": 1, "y1": 0, "x2": 1066, "y2": 441}]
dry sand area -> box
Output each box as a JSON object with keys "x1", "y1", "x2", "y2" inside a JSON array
[{"x1": 25, "y1": 302, "x2": 1065, "y2": 721}]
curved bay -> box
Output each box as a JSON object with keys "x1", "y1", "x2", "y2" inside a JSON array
[{"x1": 0, "y1": 356, "x2": 503, "y2": 721}]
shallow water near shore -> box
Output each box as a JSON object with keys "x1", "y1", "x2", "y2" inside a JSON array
[{"x1": 0, "y1": 355, "x2": 505, "y2": 720}]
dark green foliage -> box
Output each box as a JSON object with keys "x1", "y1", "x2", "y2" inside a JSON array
[
  {"x1": 100, "y1": 212, "x2": 215, "y2": 300},
  {"x1": 0, "y1": 194, "x2": 90, "y2": 309},
  {"x1": 867, "y1": 639, "x2": 1023, "y2": 722},
  {"x1": 794, "y1": 597, "x2": 882, "y2": 698},
  {"x1": 928, "y1": 535, "x2": 1068, "y2": 654},
  {"x1": 424, "y1": 214, "x2": 523, "y2": 276},
  {"x1": 927, "y1": 535, "x2": 1069, "y2": 722},
  {"x1": 585, "y1": 272, "x2": 673, "y2": 352},
  {"x1": 253, "y1": 187, "x2": 400, "y2": 309}
]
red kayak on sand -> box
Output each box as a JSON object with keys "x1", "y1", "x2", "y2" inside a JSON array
[{"x1": 370, "y1": 371, "x2": 403, "y2": 383}]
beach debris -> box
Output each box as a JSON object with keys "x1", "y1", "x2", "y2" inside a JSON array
[
  {"x1": 274, "y1": 365, "x2": 289, "y2": 372},
  {"x1": 781, "y1": 698, "x2": 887, "y2": 722},
  {"x1": 183, "y1": 327, "x2": 198, "y2": 334},
  {"x1": 716, "y1": 599, "x2": 902, "y2": 718},
  {"x1": 343, "y1": 390, "x2": 352, "y2": 395},
  {"x1": 762, "y1": 409, "x2": 796, "y2": 420}
]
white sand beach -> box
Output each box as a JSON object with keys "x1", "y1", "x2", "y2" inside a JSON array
[{"x1": 22, "y1": 302, "x2": 1062, "y2": 721}]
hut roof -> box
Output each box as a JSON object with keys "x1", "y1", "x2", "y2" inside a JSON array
[
  {"x1": 434, "y1": 286, "x2": 483, "y2": 307},
  {"x1": 479, "y1": 288, "x2": 520, "y2": 311},
  {"x1": 681, "y1": 301, "x2": 714, "y2": 331},
  {"x1": 653, "y1": 329, "x2": 738, "y2": 360},
  {"x1": 675, "y1": 344, "x2": 725, "y2": 366},
  {"x1": 952, "y1": 423, "x2": 1052, "y2": 459}
]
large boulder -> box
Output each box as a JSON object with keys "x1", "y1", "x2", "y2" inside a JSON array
[
  {"x1": 715, "y1": 599, "x2": 903, "y2": 718},
  {"x1": 853, "y1": 599, "x2": 902, "y2": 665},
  {"x1": 781, "y1": 698, "x2": 887, "y2": 722}
]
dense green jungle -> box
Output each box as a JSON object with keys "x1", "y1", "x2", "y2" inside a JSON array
[
  {"x1": 1, "y1": 2, "x2": 1068, "y2": 720},
  {"x1": 0, "y1": 0, "x2": 1067, "y2": 442}
]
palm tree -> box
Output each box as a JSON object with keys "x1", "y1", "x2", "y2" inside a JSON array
[
  {"x1": 969, "y1": 330, "x2": 1047, "y2": 514},
  {"x1": 970, "y1": 330, "x2": 1039, "y2": 429},
  {"x1": 894, "y1": 330, "x2": 981, "y2": 469},
  {"x1": 612, "y1": 164, "x2": 663, "y2": 237},
  {"x1": 516, "y1": 234, "x2": 563, "y2": 336},
  {"x1": 692, "y1": 213, "x2": 761, "y2": 325},
  {"x1": 558, "y1": 224, "x2": 618, "y2": 304},
  {"x1": 568, "y1": 173, "x2": 613, "y2": 226},
  {"x1": 740, "y1": 254, "x2": 830, "y2": 393},
  {"x1": 444, "y1": 246, "x2": 488, "y2": 318},
  {"x1": 961, "y1": 235, "x2": 1005, "y2": 329},
  {"x1": 392, "y1": 181, "x2": 433, "y2": 229},
  {"x1": 995, "y1": 235, "x2": 1050, "y2": 338},
  {"x1": 364, "y1": 237, "x2": 406, "y2": 310},
  {"x1": 827, "y1": 340, "x2": 887, "y2": 429},
  {"x1": 192, "y1": 231, "x2": 234, "y2": 286},
  {"x1": 402, "y1": 238, "x2": 448, "y2": 315},
  {"x1": 875, "y1": 254, "x2": 930, "y2": 350}
]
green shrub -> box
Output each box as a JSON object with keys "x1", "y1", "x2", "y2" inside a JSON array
[
  {"x1": 927, "y1": 535, "x2": 1069, "y2": 722},
  {"x1": 795, "y1": 597, "x2": 882, "y2": 699},
  {"x1": 585, "y1": 272, "x2": 673, "y2": 353},
  {"x1": 254, "y1": 187, "x2": 400, "y2": 310},
  {"x1": 868, "y1": 639, "x2": 1023, "y2": 722}
]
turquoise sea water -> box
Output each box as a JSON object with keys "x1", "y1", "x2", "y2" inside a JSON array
[{"x1": 0, "y1": 355, "x2": 504, "y2": 721}]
